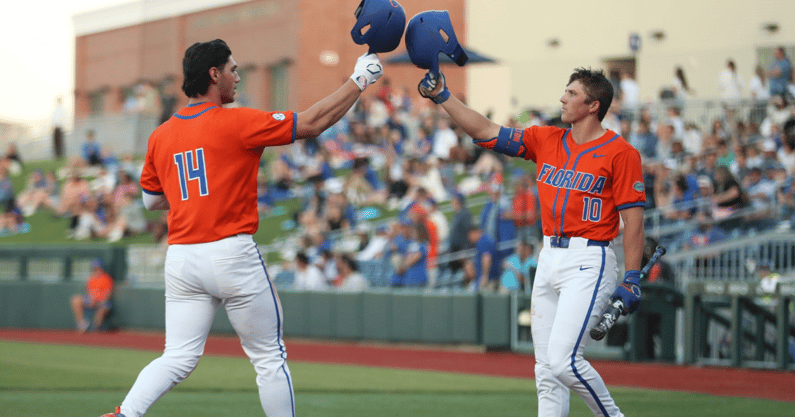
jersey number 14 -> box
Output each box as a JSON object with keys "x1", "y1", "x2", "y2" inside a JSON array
[{"x1": 173, "y1": 148, "x2": 209, "y2": 201}]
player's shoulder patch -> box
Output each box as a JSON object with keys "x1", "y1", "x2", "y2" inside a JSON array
[
  {"x1": 633, "y1": 181, "x2": 645, "y2": 192},
  {"x1": 272, "y1": 113, "x2": 286, "y2": 121}
]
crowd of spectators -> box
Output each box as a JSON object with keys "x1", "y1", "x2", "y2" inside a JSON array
[
  {"x1": 4, "y1": 51, "x2": 795, "y2": 293},
  {"x1": 267, "y1": 78, "x2": 544, "y2": 293},
  {"x1": 0, "y1": 129, "x2": 150, "y2": 242},
  {"x1": 271, "y1": 49, "x2": 795, "y2": 293}
]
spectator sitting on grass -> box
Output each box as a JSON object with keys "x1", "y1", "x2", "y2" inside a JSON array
[
  {"x1": 99, "y1": 193, "x2": 147, "y2": 242},
  {"x1": 0, "y1": 199, "x2": 29, "y2": 237},
  {"x1": 111, "y1": 171, "x2": 139, "y2": 212},
  {"x1": 0, "y1": 163, "x2": 14, "y2": 209},
  {"x1": 57, "y1": 170, "x2": 91, "y2": 219},
  {"x1": 5, "y1": 143, "x2": 23, "y2": 173},
  {"x1": 17, "y1": 169, "x2": 48, "y2": 217},
  {"x1": 82, "y1": 130, "x2": 103, "y2": 167}
]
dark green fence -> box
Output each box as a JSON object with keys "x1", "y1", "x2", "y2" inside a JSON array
[
  {"x1": 0, "y1": 281, "x2": 508, "y2": 348},
  {"x1": 684, "y1": 282, "x2": 795, "y2": 370}
]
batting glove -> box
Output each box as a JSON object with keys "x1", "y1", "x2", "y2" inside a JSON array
[
  {"x1": 418, "y1": 71, "x2": 451, "y2": 104},
  {"x1": 350, "y1": 52, "x2": 383, "y2": 91},
  {"x1": 611, "y1": 270, "x2": 642, "y2": 315}
]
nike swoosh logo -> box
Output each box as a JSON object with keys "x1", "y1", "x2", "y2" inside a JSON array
[
  {"x1": 579, "y1": 266, "x2": 593, "y2": 271},
  {"x1": 593, "y1": 154, "x2": 606, "y2": 158}
]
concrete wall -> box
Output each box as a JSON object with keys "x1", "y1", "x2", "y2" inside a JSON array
[{"x1": 466, "y1": 0, "x2": 795, "y2": 123}]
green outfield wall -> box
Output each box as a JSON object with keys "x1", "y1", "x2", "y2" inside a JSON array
[{"x1": 0, "y1": 282, "x2": 512, "y2": 348}]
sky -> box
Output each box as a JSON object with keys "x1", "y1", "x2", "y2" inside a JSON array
[{"x1": 0, "y1": 0, "x2": 129, "y2": 136}]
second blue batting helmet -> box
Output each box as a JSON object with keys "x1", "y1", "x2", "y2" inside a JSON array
[
  {"x1": 405, "y1": 10, "x2": 468, "y2": 76},
  {"x1": 351, "y1": 0, "x2": 406, "y2": 54}
]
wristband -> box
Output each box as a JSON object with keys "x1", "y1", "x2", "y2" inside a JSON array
[
  {"x1": 431, "y1": 88, "x2": 450, "y2": 104},
  {"x1": 624, "y1": 270, "x2": 641, "y2": 283}
]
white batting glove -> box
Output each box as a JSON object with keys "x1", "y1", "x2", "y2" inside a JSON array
[{"x1": 350, "y1": 52, "x2": 383, "y2": 91}]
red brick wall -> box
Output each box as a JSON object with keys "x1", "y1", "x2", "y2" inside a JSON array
[{"x1": 74, "y1": 0, "x2": 466, "y2": 118}]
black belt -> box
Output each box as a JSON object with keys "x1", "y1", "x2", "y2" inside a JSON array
[{"x1": 548, "y1": 236, "x2": 609, "y2": 248}]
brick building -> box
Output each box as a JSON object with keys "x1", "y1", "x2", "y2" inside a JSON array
[{"x1": 73, "y1": 0, "x2": 467, "y2": 120}]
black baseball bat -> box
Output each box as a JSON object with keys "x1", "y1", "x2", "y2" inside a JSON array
[{"x1": 589, "y1": 245, "x2": 666, "y2": 341}]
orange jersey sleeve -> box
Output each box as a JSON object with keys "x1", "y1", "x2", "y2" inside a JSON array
[{"x1": 140, "y1": 103, "x2": 296, "y2": 244}]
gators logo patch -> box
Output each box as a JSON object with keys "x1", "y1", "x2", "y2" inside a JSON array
[{"x1": 633, "y1": 181, "x2": 645, "y2": 192}]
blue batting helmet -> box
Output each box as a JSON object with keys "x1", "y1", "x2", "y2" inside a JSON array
[
  {"x1": 405, "y1": 10, "x2": 469, "y2": 76},
  {"x1": 351, "y1": 0, "x2": 406, "y2": 54}
]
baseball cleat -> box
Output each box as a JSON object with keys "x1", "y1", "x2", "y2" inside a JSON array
[{"x1": 99, "y1": 406, "x2": 125, "y2": 417}]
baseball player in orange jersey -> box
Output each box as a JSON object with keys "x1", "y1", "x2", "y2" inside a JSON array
[
  {"x1": 419, "y1": 68, "x2": 645, "y2": 417},
  {"x1": 100, "y1": 39, "x2": 383, "y2": 417}
]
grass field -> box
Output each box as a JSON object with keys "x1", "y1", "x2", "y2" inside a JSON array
[{"x1": 1, "y1": 341, "x2": 792, "y2": 417}]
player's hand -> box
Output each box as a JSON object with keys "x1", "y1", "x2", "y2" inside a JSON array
[
  {"x1": 350, "y1": 52, "x2": 383, "y2": 91},
  {"x1": 418, "y1": 71, "x2": 450, "y2": 104},
  {"x1": 611, "y1": 270, "x2": 641, "y2": 315}
]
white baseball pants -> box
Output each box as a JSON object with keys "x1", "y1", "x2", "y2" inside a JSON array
[
  {"x1": 120, "y1": 234, "x2": 294, "y2": 417},
  {"x1": 531, "y1": 237, "x2": 625, "y2": 417}
]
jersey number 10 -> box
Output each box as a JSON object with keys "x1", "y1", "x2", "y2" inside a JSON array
[
  {"x1": 173, "y1": 148, "x2": 209, "y2": 201},
  {"x1": 582, "y1": 197, "x2": 602, "y2": 222}
]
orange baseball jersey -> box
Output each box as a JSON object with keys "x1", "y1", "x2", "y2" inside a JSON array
[
  {"x1": 140, "y1": 102, "x2": 296, "y2": 244},
  {"x1": 475, "y1": 126, "x2": 645, "y2": 241}
]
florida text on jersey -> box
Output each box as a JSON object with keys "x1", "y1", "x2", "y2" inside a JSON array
[{"x1": 475, "y1": 125, "x2": 645, "y2": 241}]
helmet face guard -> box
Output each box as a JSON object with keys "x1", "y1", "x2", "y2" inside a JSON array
[
  {"x1": 351, "y1": 0, "x2": 406, "y2": 54},
  {"x1": 405, "y1": 10, "x2": 468, "y2": 76}
]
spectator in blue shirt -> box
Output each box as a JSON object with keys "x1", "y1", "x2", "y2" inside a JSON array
[
  {"x1": 465, "y1": 225, "x2": 501, "y2": 292},
  {"x1": 389, "y1": 216, "x2": 413, "y2": 286},
  {"x1": 768, "y1": 46, "x2": 792, "y2": 97},
  {"x1": 500, "y1": 240, "x2": 538, "y2": 293},
  {"x1": 397, "y1": 223, "x2": 429, "y2": 288},
  {"x1": 82, "y1": 130, "x2": 102, "y2": 166},
  {"x1": 480, "y1": 183, "x2": 516, "y2": 265}
]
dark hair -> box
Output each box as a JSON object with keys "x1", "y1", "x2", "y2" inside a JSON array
[
  {"x1": 674, "y1": 174, "x2": 687, "y2": 192},
  {"x1": 568, "y1": 68, "x2": 614, "y2": 121},
  {"x1": 340, "y1": 254, "x2": 358, "y2": 272},
  {"x1": 295, "y1": 252, "x2": 309, "y2": 265},
  {"x1": 182, "y1": 39, "x2": 232, "y2": 98}
]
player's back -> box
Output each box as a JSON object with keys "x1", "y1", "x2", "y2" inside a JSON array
[{"x1": 140, "y1": 103, "x2": 295, "y2": 244}]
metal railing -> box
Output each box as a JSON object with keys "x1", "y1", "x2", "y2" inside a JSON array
[{"x1": 665, "y1": 229, "x2": 795, "y2": 289}]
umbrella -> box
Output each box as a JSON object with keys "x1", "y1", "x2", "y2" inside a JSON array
[{"x1": 385, "y1": 46, "x2": 497, "y2": 66}]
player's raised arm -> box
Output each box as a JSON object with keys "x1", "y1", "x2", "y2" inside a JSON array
[
  {"x1": 296, "y1": 53, "x2": 383, "y2": 139},
  {"x1": 404, "y1": 10, "x2": 500, "y2": 141},
  {"x1": 296, "y1": 0, "x2": 405, "y2": 139},
  {"x1": 418, "y1": 72, "x2": 501, "y2": 141}
]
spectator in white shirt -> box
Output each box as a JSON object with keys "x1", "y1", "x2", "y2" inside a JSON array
[
  {"x1": 294, "y1": 252, "x2": 328, "y2": 291},
  {"x1": 431, "y1": 118, "x2": 459, "y2": 161},
  {"x1": 718, "y1": 59, "x2": 744, "y2": 103}
]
